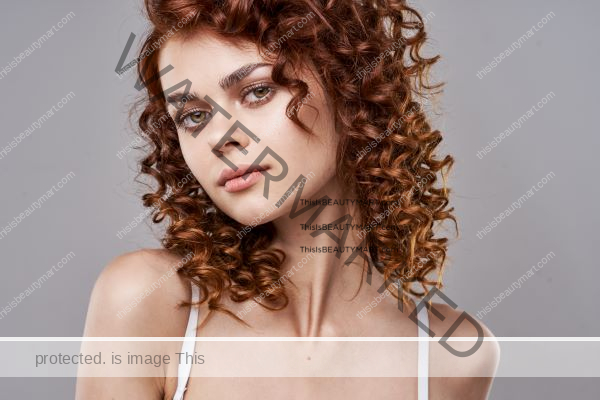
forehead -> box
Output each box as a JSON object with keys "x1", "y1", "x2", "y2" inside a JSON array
[{"x1": 157, "y1": 31, "x2": 263, "y2": 91}]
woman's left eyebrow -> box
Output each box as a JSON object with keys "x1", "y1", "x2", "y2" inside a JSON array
[
  {"x1": 218, "y1": 62, "x2": 271, "y2": 90},
  {"x1": 165, "y1": 62, "x2": 271, "y2": 105}
]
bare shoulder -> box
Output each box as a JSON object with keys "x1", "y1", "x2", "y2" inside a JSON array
[
  {"x1": 77, "y1": 249, "x2": 196, "y2": 399},
  {"x1": 82, "y1": 248, "x2": 193, "y2": 337},
  {"x1": 425, "y1": 301, "x2": 501, "y2": 400}
]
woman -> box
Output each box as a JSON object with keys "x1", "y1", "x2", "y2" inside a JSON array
[{"x1": 78, "y1": 0, "x2": 499, "y2": 398}]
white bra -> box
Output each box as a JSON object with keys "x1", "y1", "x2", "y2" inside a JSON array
[{"x1": 173, "y1": 284, "x2": 430, "y2": 400}]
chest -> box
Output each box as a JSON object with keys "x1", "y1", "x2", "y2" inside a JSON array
[{"x1": 181, "y1": 377, "x2": 420, "y2": 400}]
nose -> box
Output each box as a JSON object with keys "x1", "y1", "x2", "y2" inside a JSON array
[{"x1": 205, "y1": 110, "x2": 255, "y2": 159}]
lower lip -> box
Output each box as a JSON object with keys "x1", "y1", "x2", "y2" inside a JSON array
[{"x1": 223, "y1": 169, "x2": 267, "y2": 193}]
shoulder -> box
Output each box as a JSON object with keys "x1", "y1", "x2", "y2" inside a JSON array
[
  {"x1": 77, "y1": 249, "x2": 193, "y2": 398},
  {"x1": 425, "y1": 301, "x2": 496, "y2": 337},
  {"x1": 82, "y1": 248, "x2": 194, "y2": 337},
  {"x1": 424, "y1": 300, "x2": 500, "y2": 400}
]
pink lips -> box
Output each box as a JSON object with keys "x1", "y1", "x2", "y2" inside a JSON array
[{"x1": 217, "y1": 164, "x2": 269, "y2": 193}]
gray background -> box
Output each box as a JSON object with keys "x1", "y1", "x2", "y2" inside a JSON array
[{"x1": 0, "y1": 0, "x2": 598, "y2": 398}]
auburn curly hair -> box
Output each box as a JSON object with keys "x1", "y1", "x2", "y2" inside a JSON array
[{"x1": 133, "y1": 0, "x2": 456, "y2": 323}]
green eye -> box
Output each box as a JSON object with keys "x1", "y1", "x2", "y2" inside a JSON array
[
  {"x1": 242, "y1": 84, "x2": 275, "y2": 105},
  {"x1": 253, "y1": 87, "x2": 270, "y2": 98},
  {"x1": 174, "y1": 109, "x2": 211, "y2": 133},
  {"x1": 189, "y1": 111, "x2": 207, "y2": 124}
]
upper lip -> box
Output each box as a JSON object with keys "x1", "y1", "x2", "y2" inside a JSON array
[{"x1": 217, "y1": 164, "x2": 268, "y2": 186}]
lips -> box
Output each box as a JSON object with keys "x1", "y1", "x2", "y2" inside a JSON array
[{"x1": 217, "y1": 164, "x2": 268, "y2": 187}]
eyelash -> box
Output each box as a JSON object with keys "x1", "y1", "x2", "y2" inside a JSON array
[{"x1": 174, "y1": 83, "x2": 276, "y2": 132}]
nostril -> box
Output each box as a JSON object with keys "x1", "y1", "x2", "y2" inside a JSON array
[{"x1": 223, "y1": 140, "x2": 248, "y2": 155}]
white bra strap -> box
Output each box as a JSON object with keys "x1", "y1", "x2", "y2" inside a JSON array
[
  {"x1": 173, "y1": 283, "x2": 200, "y2": 400},
  {"x1": 417, "y1": 300, "x2": 429, "y2": 400}
]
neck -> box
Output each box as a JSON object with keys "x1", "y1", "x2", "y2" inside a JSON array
[{"x1": 270, "y1": 177, "x2": 376, "y2": 335}]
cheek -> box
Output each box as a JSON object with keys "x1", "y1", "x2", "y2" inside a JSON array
[
  {"x1": 265, "y1": 118, "x2": 338, "y2": 195},
  {"x1": 178, "y1": 134, "x2": 212, "y2": 187}
]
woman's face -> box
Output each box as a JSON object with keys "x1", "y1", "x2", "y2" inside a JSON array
[{"x1": 158, "y1": 31, "x2": 339, "y2": 226}]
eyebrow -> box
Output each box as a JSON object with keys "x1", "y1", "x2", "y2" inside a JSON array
[
  {"x1": 218, "y1": 62, "x2": 271, "y2": 90},
  {"x1": 165, "y1": 62, "x2": 272, "y2": 108},
  {"x1": 166, "y1": 92, "x2": 201, "y2": 106}
]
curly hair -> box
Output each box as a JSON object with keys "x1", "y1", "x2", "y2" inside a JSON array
[{"x1": 132, "y1": 0, "x2": 456, "y2": 324}]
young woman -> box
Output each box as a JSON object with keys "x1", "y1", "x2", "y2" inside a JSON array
[{"x1": 78, "y1": 0, "x2": 499, "y2": 398}]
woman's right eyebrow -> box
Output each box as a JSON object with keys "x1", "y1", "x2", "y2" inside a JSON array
[{"x1": 166, "y1": 91, "x2": 202, "y2": 106}]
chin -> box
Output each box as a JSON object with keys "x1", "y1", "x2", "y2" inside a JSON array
[{"x1": 219, "y1": 193, "x2": 282, "y2": 227}]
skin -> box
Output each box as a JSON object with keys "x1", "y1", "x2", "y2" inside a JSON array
[{"x1": 77, "y1": 31, "x2": 500, "y2": 399}]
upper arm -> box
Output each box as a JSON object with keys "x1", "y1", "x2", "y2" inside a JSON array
[{"x1": 76, "y1": 249, "x2": 193, "y2": 400}]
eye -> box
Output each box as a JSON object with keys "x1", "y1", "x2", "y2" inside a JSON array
[
  {"x1": 242, "y1": 83, "x2": 275, "y2": 106},
  {"x1": 189, "y1": 111, "x2": 207, "y2": 124},
  {"x1": 252, "y1": 86, "x2": 270, "y2": 98},
  {"x1": 177, "y1": 109, "x2": 211, "y2": 130}
]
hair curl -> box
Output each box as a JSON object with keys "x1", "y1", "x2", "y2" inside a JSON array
[{"x1": 133, "y1": 0, "x2": 456, "y2": 324}]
